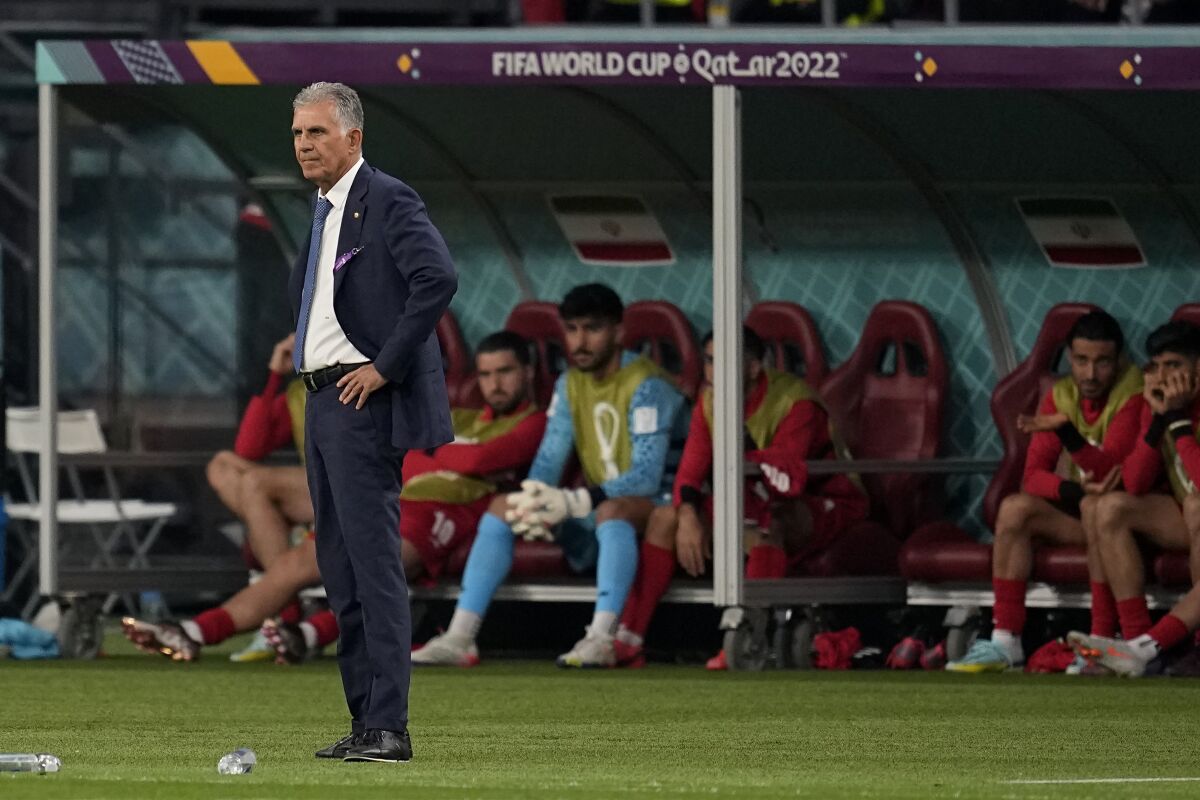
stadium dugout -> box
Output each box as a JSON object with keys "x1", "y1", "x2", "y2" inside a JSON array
[{"x1": 25, "y1": 26, "x2": 1200, "y2": 665}]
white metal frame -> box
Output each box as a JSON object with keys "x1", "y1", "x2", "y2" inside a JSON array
[
  {"x1": 711, "y1": 84, "x2": 744, "y2": 609},
  {"x1": 38, "y1": 82, "x2": 59, "y2": 598}
]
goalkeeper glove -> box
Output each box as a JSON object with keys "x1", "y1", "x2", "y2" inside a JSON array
[{"x1": 505, "y1": 479, "x2": 593, "y2": 530}]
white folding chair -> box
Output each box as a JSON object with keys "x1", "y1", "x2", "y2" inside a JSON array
[{"x1": 3, "y1": 407, "x2": 178, "y2": 617}]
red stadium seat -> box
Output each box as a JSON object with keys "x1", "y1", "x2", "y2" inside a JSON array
[
  {"x1": 900, "y1": 303, "x2": 1098, "y2": 584},
  {"x1": 897, "y1": 521, "x2": 991, "y2": 582},
  {"x1": 821, "y1": 301, "x2": 948, "y2": 539},
  {"x1": 505, "y1": 301, "x2": 567, "y2": 408},
  {"x1": 795, "y1": 302, "x2": 947, "y2": 576},
  {"x1": 1154, "y1": 551, "x2": 1191, "y2": 587},
  {"x1": 746, "y1": 301, "x2": 829, "y2": 386},
  {"x1": 622, "y1": 300, "x2": 702, "y2": 398},
  {"x1": 436, "y1": 311, "x2": 476, "y2": 408},
  {"x1": 445, "y1": 538, "x2": 570, "y2": 579},
  {"x1": 1172, "y1": 303, "x2": 1200, "y2": 327}
]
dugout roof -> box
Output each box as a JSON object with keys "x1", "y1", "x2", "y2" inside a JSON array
[{"x1": 32, "y1": 28, "x2": 1200, "y2": 606}]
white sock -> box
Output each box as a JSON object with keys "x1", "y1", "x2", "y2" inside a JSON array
[
  {"x1": 991, "y1": 629, "x2": 1023, "y2": 661},
  {"x1": 1129, "y1": 633, "x2": 1161, "y2": 661},
  {"x1": 299, "y1": 621, "x2": 319, "y2": 651},
  {"x1": 180, "y1": 620, "x2": 203, "y2": 645},
  {"x1": 615, "y1": 626, "x2": 642, "y2": 647},
  {"x1": 590, "y1": 611, "x2": 618, "y2": 639},
  {"x1": 446, "y1": 609, "x2": 482, "y2": 643}
]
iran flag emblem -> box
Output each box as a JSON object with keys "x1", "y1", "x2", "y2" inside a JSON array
[
  {"x1": 1016, "y1": 197, "x2": 1146, "y2": 269},
  {"x1": 549, "y1": 195, "x2": 675, "y2": 267}
]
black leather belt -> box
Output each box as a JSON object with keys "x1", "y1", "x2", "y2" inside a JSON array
[{"x1": 300, "y1": 362, "x2": 369, "y2": 393}]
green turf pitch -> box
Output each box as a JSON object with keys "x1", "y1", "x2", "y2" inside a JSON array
[{"x1": 2, "y1": 632, "x2": 1199, "y2": 799}]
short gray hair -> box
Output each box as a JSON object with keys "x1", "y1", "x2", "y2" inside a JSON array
[{"x1": 293, "y1": 82, "x2": 364, "y2": 133}]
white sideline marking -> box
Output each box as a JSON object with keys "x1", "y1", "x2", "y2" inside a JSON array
[{"x1": 1003, "y1": 777, "x2": 1200, "y2": 785}]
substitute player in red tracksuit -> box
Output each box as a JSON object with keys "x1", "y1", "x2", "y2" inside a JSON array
[
  {"x1": 1067, "y1": 320, "x2": 1200, "y2": 673},
  {"x1": 947, "y1": 310, "x2": 1145, "y2": 673},
  {"x1": 613, "y1": 326, "x2": 867, "y2": 669}
]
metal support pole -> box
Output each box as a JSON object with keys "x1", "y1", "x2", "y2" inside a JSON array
[
  {"x1": 38, "y1": 83, "x2": 59, "y2": 597},
  {"x1": 821, "y1": 0, "x2": 836, "y2": 26},
  {"x1": 944, "y1": 0, "x2": 959, "y2": 24},
  {"x1": 639, "y1": 0, "x2": 654, "y2": 26},
  {"x1": 711, "y1": 85, "x2": 744, "y2": 608}
]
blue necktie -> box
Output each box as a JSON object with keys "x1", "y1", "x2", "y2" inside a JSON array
[{"x1": 293, "y1": 196, "x2": 333, "y2": 373}]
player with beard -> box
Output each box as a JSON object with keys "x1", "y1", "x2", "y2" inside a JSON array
[
  {"x1": 612, "y1": 326, "x2": 867, "y2": 670},
  {"x1": 412, "y1": 283, "x2": 685, "y2": 668},
  {"x1": 1068, "y1": 320, "x2": 1200, "y2": 675},
  {"x1": 946, "y1": 310, "x2": 1144, "y2": 673},
  {"x1": 123, "y1": 331, "x2": 545, "y2": 665}
]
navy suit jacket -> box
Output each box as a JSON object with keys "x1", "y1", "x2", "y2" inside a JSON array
[{"x1": 289, "y1": 161, "x2": 457, "y2": 451}]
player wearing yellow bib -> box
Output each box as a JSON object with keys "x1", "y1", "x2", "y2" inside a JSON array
[
  {"x1": 396, "y1": 331, "x2": 546, "y2": 581},
  {"x1": 948, "y1": 310, "x2": 1145, "y2": 673},
  {"x1": 1074, "y1": 320, "x2": 1200, "y2": 668},
  {"x1": 613, "y1": 327, "x2": 867, "y2": 670},
  {"x1": 413, "y1": 284, "x2": 685, "y2": 668}
]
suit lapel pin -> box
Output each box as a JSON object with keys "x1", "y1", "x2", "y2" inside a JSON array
[{"x1": 353, "y1": 211, "x2": 360, "y2": 219}]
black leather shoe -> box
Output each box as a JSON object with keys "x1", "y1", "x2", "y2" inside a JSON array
[
  {"x1": 315, "y1": 731, "x2": 362, "y2": 759},
  {"x1": 342, "y1": 729, "x2": 412, "y2": 763}
]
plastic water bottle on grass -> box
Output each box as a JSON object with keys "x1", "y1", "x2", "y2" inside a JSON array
[
  {"x1": 217, "y1": 748, "x2": 256, "y2": 775},
  {"x1": 0, "y1": 754, "x2": 61, "y2": 773}
]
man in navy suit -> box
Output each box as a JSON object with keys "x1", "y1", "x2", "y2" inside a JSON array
[{"x1": 288, "y1": 82, "x2": 456, "y2": 763}]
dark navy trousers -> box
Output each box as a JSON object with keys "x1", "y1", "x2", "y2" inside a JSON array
[{"x1": 304, "y1": 384, "x2": 409, "y2": 733}]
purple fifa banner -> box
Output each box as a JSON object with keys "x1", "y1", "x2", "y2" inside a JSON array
[{"x1": 41, "y1": 40, "x2": 1187, "y2": 90}]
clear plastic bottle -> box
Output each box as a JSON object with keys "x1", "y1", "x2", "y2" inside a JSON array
[
  {"x1": 216, "y1": 747, "x2": 256, "y2": 775},
  {"x1": 0, "y1": 754, "x2": 62, "y2": 773}
]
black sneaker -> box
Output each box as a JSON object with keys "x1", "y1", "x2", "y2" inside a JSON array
[
  {"x1": 1165, "y1": 642, "x2": 1200, "y2": 677},
  {"x1": 261, "y1": 619, "x2": 309, "y2": 665},
  {"x1": 315, "y1": 731, "x2": 361, "y2": 759},
  {"x1": 342, "y1": 729, "x2": 412, "y2": 763}
]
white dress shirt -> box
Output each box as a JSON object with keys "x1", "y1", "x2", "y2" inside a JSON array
[{"x1": 300, "y1": 156, "x2": 369, "y2": 372}]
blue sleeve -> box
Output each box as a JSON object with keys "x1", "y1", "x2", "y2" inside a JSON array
[
  {"x1": 600, "y1": 377, "x2": 684, "y2": 499},
  {"x1": 527, "y1": 374, "x2": 574, "y2": 486}
]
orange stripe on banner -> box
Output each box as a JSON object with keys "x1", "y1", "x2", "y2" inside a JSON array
[{"x1": 186, "y1": 41, "x2": 259, "y2": 84}]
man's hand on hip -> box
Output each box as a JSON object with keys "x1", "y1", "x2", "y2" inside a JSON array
[{"x1": 338, "y1": 363, "x2": 388, "y2": 408}]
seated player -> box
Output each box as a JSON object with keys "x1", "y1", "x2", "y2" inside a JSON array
[
  {"x1": 204, "y1": 333, "x2": 313, "y2": 660},
  {"x1": 413, "y1": 283, "x2": 685, "y2": 669},
  {"x1": 1069, "y1": 320, "x2": 1200, "y2": 669},
  {"x1": 947, "y1": 310, "x2": 1144, "y2": 673},
  {"x1": 206, "y1": 332, "x2": 313, "y2": 577},
  {"x1": 613, "y1": 327, "x2": 868, "y2": 670},
  {"x1": 264, "y1": 331, "x2": 547, "y2": 663},
  {"x1": 121, "y1": 332, "x2": 545, "y2": 662}
]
